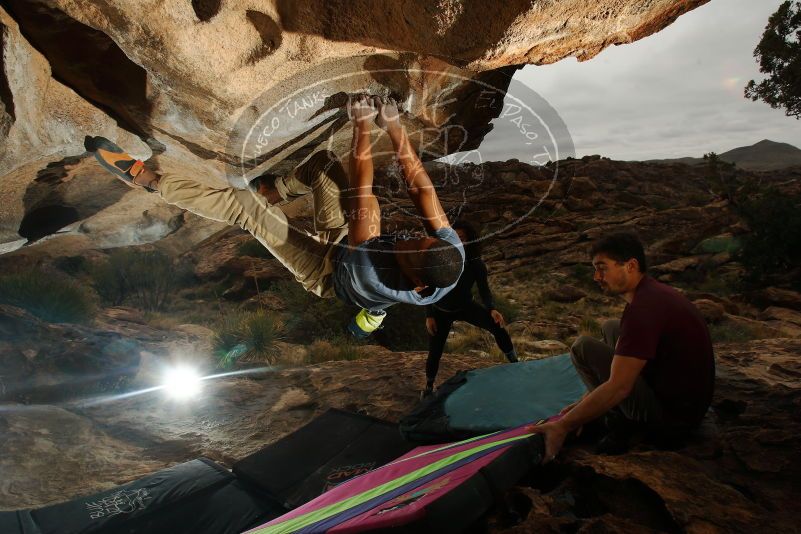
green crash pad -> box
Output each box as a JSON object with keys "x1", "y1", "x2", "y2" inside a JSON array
[{"x1": 445, "y1": 353, "x2": 587, "y2": 432}]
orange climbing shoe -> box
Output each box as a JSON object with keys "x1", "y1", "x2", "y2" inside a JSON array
[{"x1": 84, "y1": 136, "x2": 156, "y2": 191}]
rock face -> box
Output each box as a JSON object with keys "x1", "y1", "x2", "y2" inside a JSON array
[
  {"x1": 0, "y1": 305, "x2": 142, "y2": 403},
  {"x1": 0, "y1": 0, "x2": 708, "y2": 251}
]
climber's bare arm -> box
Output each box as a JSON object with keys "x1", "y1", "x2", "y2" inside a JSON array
[
  {"x1": 347, "y1": 95, "x2": 382, "y2": 246},
  {"x1": 376, "y1": 98, "x2": 449, "y2": 233}
]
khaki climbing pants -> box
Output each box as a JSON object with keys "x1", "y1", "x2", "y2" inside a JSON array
[{"x1": 159, "y1": 151, "x2": 349, "y2": 298}]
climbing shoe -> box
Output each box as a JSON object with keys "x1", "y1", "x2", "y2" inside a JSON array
[
  {"x1": 595, "y1": 430, "x2": 631, "y2": 455},
  {"x1": 595, "y1": 413, "x2": 637, "y2": 455},
  {"x1": 346, "y1": 308, "x2": 386, "y2": 340},
  {"x1": 84, "y1": 136, "x2": 156, "y2": 191}
]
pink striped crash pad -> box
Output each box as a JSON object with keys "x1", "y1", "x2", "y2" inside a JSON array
[{"x1": 245, "y1": 422, "x2": 544, "y2": 533}]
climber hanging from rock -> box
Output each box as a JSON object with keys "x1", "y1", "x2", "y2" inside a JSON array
[{"x1": 85, "y1": 95, "x2": 464, "y2": 338}]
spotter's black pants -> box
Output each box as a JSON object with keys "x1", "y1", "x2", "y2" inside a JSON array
[{"x1": 426, "y1": 301, "x2": 514, "y2": 384}]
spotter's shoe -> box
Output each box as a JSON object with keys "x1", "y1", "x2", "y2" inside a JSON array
[{"x1": 420, "y1": 386, "x2": 434, "y2": 401}]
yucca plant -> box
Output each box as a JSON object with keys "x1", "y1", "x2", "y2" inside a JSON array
[{"x1": 213, "y1": 309, "x2": 284, "y2": 368}]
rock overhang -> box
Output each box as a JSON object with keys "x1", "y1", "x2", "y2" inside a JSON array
[{"x1": 0, "y1": 0, "x2": 710, "y2": 252}]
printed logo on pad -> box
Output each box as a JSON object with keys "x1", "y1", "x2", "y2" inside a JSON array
[{"x1": 372, "y1": 477, "x2": 451, "y2": 516}]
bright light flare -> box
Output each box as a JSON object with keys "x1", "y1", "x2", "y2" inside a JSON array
[{"x1": 162, "y1": 366, "x2": 202, "y2": 400}]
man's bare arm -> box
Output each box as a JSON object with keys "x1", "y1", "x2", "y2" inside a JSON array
[
  {"x1": 557, "y1": 355, "x2": 647, "y2": 431},
  {"x1": 377, "y1": 98, "x2": 449, "y2": 233},
  {"x1": 527, "y1": 354, "x2": 647, "y2": 461},
  {"x1": 347, "y1": 96, "x2": 382, "y2": 246}
]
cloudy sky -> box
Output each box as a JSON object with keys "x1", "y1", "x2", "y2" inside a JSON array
[{"x1": 476, "y1": 0, "x2": 800, "y2": 162}]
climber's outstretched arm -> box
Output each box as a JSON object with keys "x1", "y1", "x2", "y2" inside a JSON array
[
  {"x1": 346, "y1": 95, "x2": 382, "y2": 246},
  {"x1": 376, "y1": 98, "x2": 449, "y2": 233}
]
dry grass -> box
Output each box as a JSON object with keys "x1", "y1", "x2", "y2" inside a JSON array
[
  {"x1": 305, "y1": 338, "x2": 367, "y2": 364},
  {"x1": 448, "y1": 327, "x2": 495, "y2": 354},
  {"x1": 142, "y1": 311, "x2": 184, "y2": 330},
  {"x1": 709, "y1": 318, "x2": 771, "y2": 343},
  {"x1": 578, "y1": 315, "x2": 602, "y2": 338}
]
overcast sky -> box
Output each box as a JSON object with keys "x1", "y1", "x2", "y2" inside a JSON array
[{"x1": 478, "y1": 0, "x2": 800, "y2": 162}]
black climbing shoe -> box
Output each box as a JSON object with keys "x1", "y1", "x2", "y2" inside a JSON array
[
  {"x1": 420, "y1": 386, "x2": 434, "y2": 401},
  {"x1": 595, "y1": 412, "x2": 637, "y2": 455},
  {"x1": 595, "y1": 430, "x2": 631, "y2": 455}
]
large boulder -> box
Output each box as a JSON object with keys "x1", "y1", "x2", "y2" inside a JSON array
[
  {"x1": 751, "y1": 287, "x2": 801, "y2": 312},
  {"x1": 0, "y1": 0, "x2": 709, "y2": 252}
]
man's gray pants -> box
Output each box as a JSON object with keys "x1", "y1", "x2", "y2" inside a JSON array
[{"x1": 570, "y1": 319, "x2": 664, "y2": 424}]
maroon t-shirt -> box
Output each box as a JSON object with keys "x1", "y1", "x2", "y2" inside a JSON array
[{"x1": 616, "y1": 276, "x2": 715, "y2": 425}]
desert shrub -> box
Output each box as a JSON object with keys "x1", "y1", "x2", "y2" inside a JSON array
[
  {"x1": 53, "y1": 255, "x2": 89, "y2": 276},
  {"x1": 578, "y1": 315, "x2": 602, "y2": 338},
  {"x1": 373, "y1": 304, "x2": 429, "y2": 351},
  {"x1": 305, "y1": 337, "x2": 365, "y2": 364},
  {"x1": 709, "y1": 319, "x2": 768, "y2": 343},
  {"x1": 270, "y1": 280, "x2": 356, "y2": 341},
  {"x1": 512, "y1": 265, "x2": 538, "y2": 282},
  {"x1": 703, "y1": 152, "x2": 739, "y2": 202},
  {"x1": 237, "y1": 238, "x2": 272, "y2": 259},
  {"x1": 569, "y1": 262, "x2": 599, "y2": 290},
  {"x1": 122, "y1": 250, "x2": 178, "y2": 310},
  {"x1": 173, "y1": 260, "x2": 197, "y2": 288},
  {"x1": 213, "y1": 309, "x2": 284, "y2": 368},
  {"x1": 0, "y1": 270, "x2": 96, "y2": 323},
  {"x1": 737, "y1": 188, "x2": 801, "y2": 289},
  {"x1": 695, "y1": 266, "x2": 742, "y2": 297},
  {"x1": 570, "y1": 262, "x2": 592, "y2": 281},
  {"x1": 91, "y1": 249, "x2": 192, "y2": 310},
  {"x1": 91, "y1": 258, "x2": 126, "y2": 305},
  {"x1": 692, "y1": 235, "x2": 742, "y2": 255}
]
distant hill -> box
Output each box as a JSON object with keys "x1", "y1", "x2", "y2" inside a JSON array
[{"x1": 645, "y1": 139, "x2": 801, "y2": 171}]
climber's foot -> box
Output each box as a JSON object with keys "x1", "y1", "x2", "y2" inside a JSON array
[{"x1": 84, "y1": 136, "x2": 160, "y2": 191}]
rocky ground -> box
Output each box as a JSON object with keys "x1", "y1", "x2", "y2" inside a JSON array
[
  {"x1": 1, "y1": 156, "x2": 801, "y2": 532},
  {"x1": 2, "y1": 317, "x2": 799, "y2": 532}
]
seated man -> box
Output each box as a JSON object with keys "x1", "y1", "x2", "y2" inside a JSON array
[
  {"x1": 85, "y1": 95, "x2": 464, "y2": 335},
  {"x1": 529, "y1": 232, "x2": 715, "y2": 459}
]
